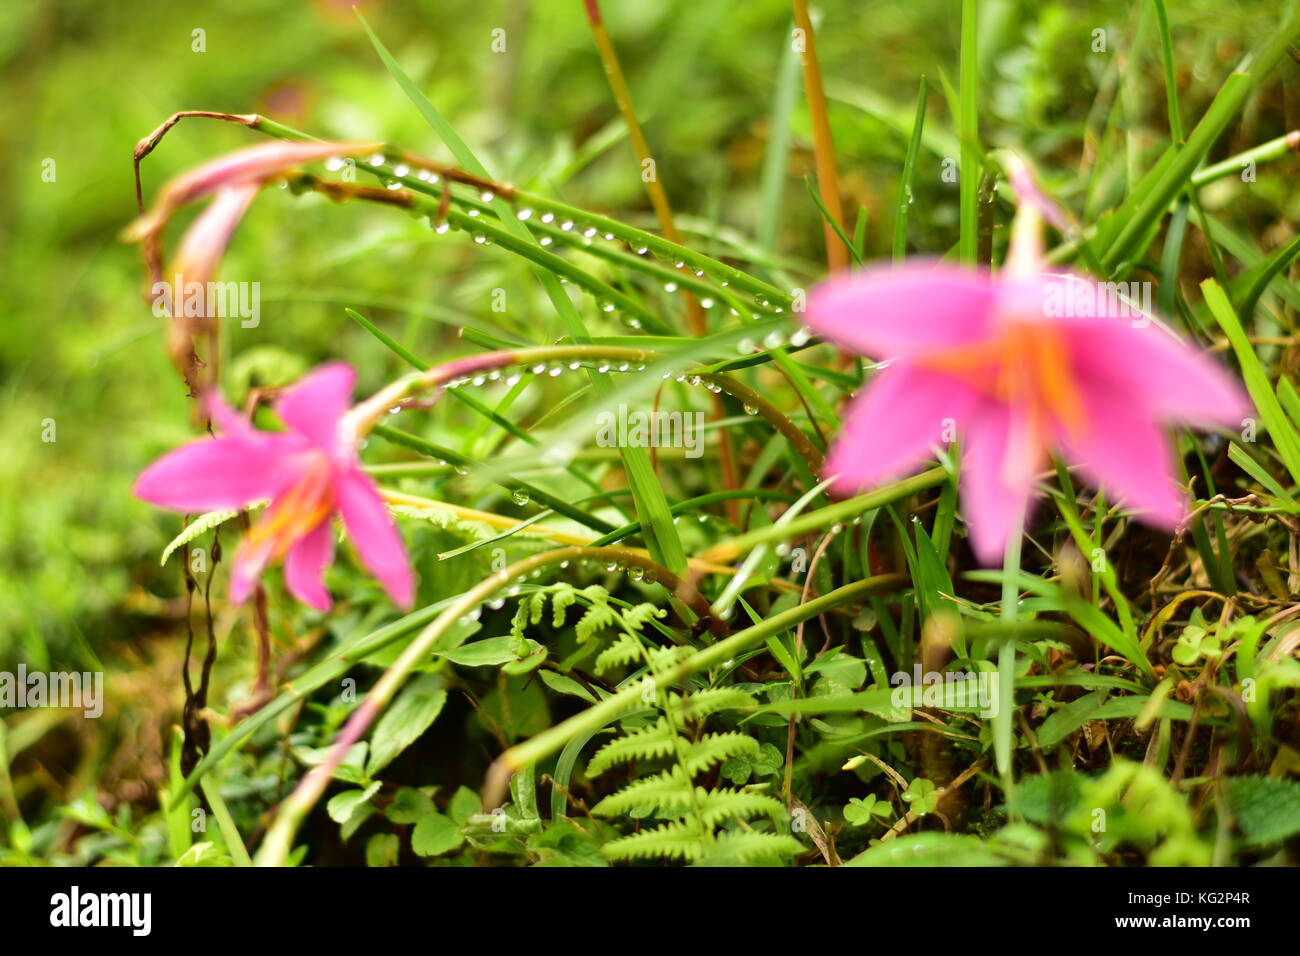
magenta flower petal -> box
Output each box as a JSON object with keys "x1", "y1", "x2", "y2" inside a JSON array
[
  {"x1": 805, "y1": 262, "x2": 997, "y2": 359},
  {"x1": 276, "y1": 362, "x2": 356, "y2": 453},
  {"x1": 336, "y1": 468, "x2": 415, "y2": 608},
  {"x1": 1061, "y1": 311, "x2": 1251, "y2": 428},
  {"x1": 824, "y1": 364, "x2": 978, "y2": 493},
  {"x1": 960, "y1": 404, "x2": 1038, "y2": 563},
  {"x1": 1057, "y1": 388, "x2": 1186, "y2": 528},
  {"x1": 133, "y1": 432, "x2": 309, "y2": 512},
  {"x1": 284, "y1": 521, "x2": 336, "y2": 611}
]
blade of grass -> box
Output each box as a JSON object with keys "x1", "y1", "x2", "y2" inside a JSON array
[
  {"x1": 958, "y1": 0, "x2": 980, "y2": 264},
  {"x1": 358, "y1": 12, "x2": 687, "y2": 575},
  {"x1": 893, "y1": 76, "x2": 929, "y2": 261}
]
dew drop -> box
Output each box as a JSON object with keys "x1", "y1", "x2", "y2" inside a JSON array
[
  {"x1": 743, "y1": 403, "x2": 758, "y2": 416},
  {"x1": 385, "y1": 180, "x2": 403, "y2": 191},
  {"x1": 516, "y1": 208, "x2": 534, "y2": 221},
  {"x1": 762, "y1": 331, "x2": 785, "y2": 350},
  {"x1": 480, "y1": 190, "x2": 495, "y2": 202},
  {"x1": 511, "y1": 489, "x2": 530, "y2": 505},
  {"x1": 540, "y1": 237, "x2": 553, "y2": 246},
  {"x1": 664, "y1": 282, "x2": 678, "y2": 292},
  {"x1": 541, "y1": 212, "x2": 555, "y2": 223},
  {"x1": 324, "y1": 156, "x2": 345, "y2": 172},
  {"x1": 392, "y1": 163, "x2": 411, "y2": 177},
  {"x1": 368, "y1": 153, "x2": 386, "y2": 167}
]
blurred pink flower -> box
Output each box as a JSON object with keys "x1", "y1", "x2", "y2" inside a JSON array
[
  {"x1": 135, "y1": 363, "x2": 414, "y2": 610},
  {"x1": 806, "y1": 249, "x2": 1250, "y2": 563}
]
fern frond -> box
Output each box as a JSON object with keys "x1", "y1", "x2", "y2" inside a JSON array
[
  {"x1": 594, "y1": 631, "x2": 642, "y2": 674},
  {"x1": 646, "y1": 645, "x2": 694, "y2": 670},
  {"x1": 585, "y1": 718, "x2": 678, "y2": 776},
  {"x1": 591, "y1": 768, "x2": 694, "y2": 817},
  {"x1": 679, "y1": 732, "x2": 758, "y2": 775},
  {"x1": 703, "y1": 830, "x2": 804, "y2": 865},
  {"x1": 695, "y1": 789, "x2": 785, "y2": 826},
  {"x1": 668, "y1": 687, "x2": 758, "y2": 721},
  {"x1": 622, "y1": 603, "x2": 666, "y2": 630},
  {"x1": 601, "y1": 819, "x2": 708, "y2": 862},
  {"x1": 576, "y1": 602, "x2": 619, "y2": 643}
]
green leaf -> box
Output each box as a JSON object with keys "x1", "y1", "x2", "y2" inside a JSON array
[
  {"x1": 327, "y1": 783, "x2": 380, "y2": 825},
  {"x1": 366, "y1": 832, "x2": 400, "y2": 867},
  {"x1": 438, "y1": 636, "x2": 533, "y2": 668},
  {"x1": 366, "y1": 674, "x2": 447, "y2": 776},
  {"x1": 847, "y1": 832, "x2": 1009, "y2": 867},
  {"x1": 903, "y1": 778, "x2": 939, "y2": 815},
  {"x1": 385, "y1": 787, "x2": 436, "y2": 825},
  {"x1": 1225, "y1": 776, "x2": 1300, "y2": 846},
  {"x1": 448, "y1": 786, "x2": 482, "y2": 826},
  {"x1": 411, "y1": 812, "x2": 464, "y2": 857}
]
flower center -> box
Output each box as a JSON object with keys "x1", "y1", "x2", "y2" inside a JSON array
[
  {"x1": 244, "y1": 452, "x2": 336, "y2": 560},
  {"x1": 912, "y1": 320, "x2": 1088, "y2": 441}
]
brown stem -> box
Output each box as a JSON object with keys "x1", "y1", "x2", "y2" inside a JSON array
[{"x1": 792, "y1": 0, "x2": 847, "y2": 272}]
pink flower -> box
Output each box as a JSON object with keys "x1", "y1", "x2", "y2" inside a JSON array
[
  {"x1": 135, "y1": 363, "x2": 415, "y2": 610},
  {"x1": 806, "y1": 259, "x2": 1250, "y2": 563}
]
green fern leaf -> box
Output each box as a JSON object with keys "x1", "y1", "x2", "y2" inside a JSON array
[
  {"x1": 159, "y1": 503, "x2": 264, "y2": 566},
  {"x1": 602, "y1": 819, "x2": 708, "y2": 862},
  {"x1": 679, "y1": 732, "x2": 758, "y2": 775},
  {"x1": 668, "y1": 687, "x2": 758, "y2": 721},
  {"x1": 591, "y1": 768, "x2": 694, "y2": 817},
  {"x1": 595, "y1": 632, "x2": 642, "y2": 674},
  {"x1": 585, "y1": 717, "x2": 678, "y2": 776}
]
